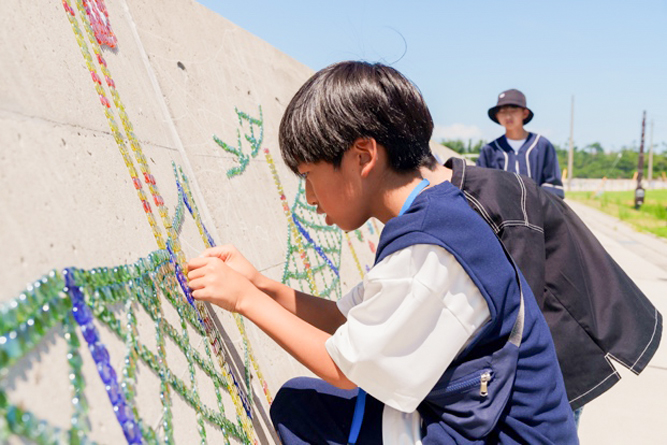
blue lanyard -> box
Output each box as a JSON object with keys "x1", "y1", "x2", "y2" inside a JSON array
[
  {"x1": 347, "y1": 389, "x2": 366, "y2": 444},
  {"x1": 398, "y1": 178, "x2": 430, "y2": 216},
  {"x1": 347, "y1": 177, "x2": 430, "y2": 445}
]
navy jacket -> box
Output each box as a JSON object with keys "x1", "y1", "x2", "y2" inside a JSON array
[
  {"x1": 447, "y1": 157, "x2": 662, "y2": 410},
  {"x1": 477, "y1": 133, "x2": 565, "y2": 198},
  {"x1": 377, "y1": 180, "x2": 578, "y2": 444}
]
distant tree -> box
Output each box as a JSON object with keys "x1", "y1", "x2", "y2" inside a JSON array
[
  {"x1": 585, "y1": 142, "x2": 604, "y2": 155},
  {"x1": 441, "y1": 139, "x2": 486, "y2": 155},
  {"x1": 442, "y1": 139, "x2": 466, "y2": 154},
  {"x1": 501, "y1": 141, "x2": 666, "y2": 179},
  {"x1": 471, "y1": 139, "x2": 485, "y2": 154},
  {"x1": 615, "y1": 148, "x2": 638, "y2": 179}
]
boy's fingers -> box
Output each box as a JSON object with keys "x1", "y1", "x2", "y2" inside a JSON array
[
  {"x1": 187, "y1": 266, "x2": 205, "y2": 281},
  {"x1": 198, "y1": 247, "x2": 222, "y2": 258},
  {"x1": 186, "y1": 257, "x2": 211, "y2": 272},
  {"x1": 187, "y1": 258, "x2": 225, "y2": 280},
  {"x1": 199, "y1": 244, "x2": 237, "y2": 261},
  {"x1": 187, "y1": 276, "x2": 204, "y2": 290},
  {"x1": 190, "y1": 288, "x2": 210, "y2": 302},
  {"x1": 187, "y1": 276, "x2": 199, "y2": 289}
]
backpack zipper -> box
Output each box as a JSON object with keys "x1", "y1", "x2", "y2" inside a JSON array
[
  {"x1": 480, "y1": 371, "x2": 491, "y2": 397},
  {"x1": 432, "y1": 369, "x2": 494, "y2": 398}
]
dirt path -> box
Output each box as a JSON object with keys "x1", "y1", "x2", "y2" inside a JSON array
[{"x1": 564, "y1": 199, "x2": 667, "y2": 444}]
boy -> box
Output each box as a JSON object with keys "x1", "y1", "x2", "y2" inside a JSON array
[
  {"x1": 423, "y1": 157, "x2": 662, "y2": 425},
  {"x1": 187, "y1": 62, "x2": 578, "y2": 443},
  {"x1": 477, "y1": 89, "x2": 565, "y2": 198}
]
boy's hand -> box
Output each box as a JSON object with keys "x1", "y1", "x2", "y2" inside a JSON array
[
  {"x1": 187, "y1": 257, "x2": 256, "y2": 313},
  {"x1": 197, "y1": 245, "x2": 260, "y2": 285}
]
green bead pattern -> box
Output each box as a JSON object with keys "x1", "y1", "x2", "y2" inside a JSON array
[
  {"x1": 283, "y1": 180, "x2": 343, "y2": 300},
  {"x1": 213, "y1": 107, "x2": 264, "y2": 178},
  {"x1": 1, "y1": 251, "x2": 249, "y2": 444}
]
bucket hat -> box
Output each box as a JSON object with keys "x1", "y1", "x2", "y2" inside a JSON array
[{"x1": 488, "y1": 89, "x2": 534, "y2": 124}]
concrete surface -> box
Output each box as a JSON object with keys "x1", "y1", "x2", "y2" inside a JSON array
[
  {"x1": 565, "y1": 199, "x2": 667, "y2": 445},
  {"x1": 0, "y1": 1, "x2": 401, "y2": 443}
]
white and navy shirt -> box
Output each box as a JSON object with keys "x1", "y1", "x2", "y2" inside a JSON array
[
  {"x1": 325, "y1": 244, "x2": 491, "y2": 442},
  {"x1": 476, "y1": 133, "x2": 565, "y2": 198}
]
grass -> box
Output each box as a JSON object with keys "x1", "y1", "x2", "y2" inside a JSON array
[{"x1": 566, "y1": 189, "x2": 667, "y2": 239}]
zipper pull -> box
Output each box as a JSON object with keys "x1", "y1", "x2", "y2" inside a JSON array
[{"x1": 480, "y1": 372, "x2": 491, "y2": 397}]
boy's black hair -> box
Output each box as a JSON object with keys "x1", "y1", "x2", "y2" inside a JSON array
[{"x1": 279, "y1": 61, "x2": 435, "y2": 174}]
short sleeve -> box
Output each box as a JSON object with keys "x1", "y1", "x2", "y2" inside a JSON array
[
  {"x1": 325, "y1": 244, "x2": 491, "y2": 413},
  {"x1": 336, "y1": 282, "x2": 364, "y2": 318}
]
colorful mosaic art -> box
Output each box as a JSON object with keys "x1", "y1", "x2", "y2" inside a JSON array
[
  {"x1": 58, "y1": 2, "x2": 267, "y2": 432},
  {"x1": 66, "y1": 0, "x2": 117, "y2": 49},
  {"x1": 213, "y1": 108, "x2": 264, "y2": 178},
  {"x1": 263, "y1": 149, "x2": 379, "y2": 289},
  {"x1": 0, "y1": 1, "x2": 381, "y2": 444},
  {"x1": 263, "y1": 149, "x2": 349, "y2": 300},
  {"x1": 0, "y1": 2, "x2": 266, "y2": 444},
  {"x1": 285, "y1": 180, "x2": 343, "y2": 300},
  {"x1": 0, "y1": 249, "x2": 250, "y2": 444},
  {"x1": 0, "y1": 151, "x2": 268, "y2": 443}
]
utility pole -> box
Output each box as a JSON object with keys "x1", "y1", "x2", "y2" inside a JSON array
[
  {"x1": 634, "y1": 111, "x2": 646, "y2": 209},
  {"x1": 567, "y1": 95, "x2": 574, "y2": 190},
  {"x1": 648, "y1": 119, "x2": 654, "y2": 182}
]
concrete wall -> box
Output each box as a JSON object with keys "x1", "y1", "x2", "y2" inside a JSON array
[{"x1": 0, "y1": 1, "x2": 459, "y2": 443}]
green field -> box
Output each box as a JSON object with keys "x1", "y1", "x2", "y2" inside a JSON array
[{"x1": 567, "y1": 189, "x2": 667, "y2": 239}]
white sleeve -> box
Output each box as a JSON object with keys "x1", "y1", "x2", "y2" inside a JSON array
[
  {"x1": 325, "y1": 244, "x2": 491, "y2": 413},
  {"x1": 336, "y1": 282, "x2": 364, "y2": 317}
]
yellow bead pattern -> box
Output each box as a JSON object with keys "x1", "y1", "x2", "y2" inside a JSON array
[
  {"x1": 263, "y1": 148, "x2": 319, "y2": 296},
  {"x1": 176, "y1": 165, "x2": 272, "y2": 405},
  {"x1": 343, "y1": 232, "x2": 366, "y2": 280},
  {"x1": 62, "y1": 1, "x2": 259, "y2": 442}
]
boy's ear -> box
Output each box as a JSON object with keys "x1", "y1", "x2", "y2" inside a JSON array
[{"x1": 351, "y1": 137, "x2": 378, "y2": 178}]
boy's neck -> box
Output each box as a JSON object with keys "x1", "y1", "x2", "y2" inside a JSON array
[
  {"x1": 373, "y1": 172, "x2": 420, "y2": 224},
  {"x1": 420, "y1": 163, "x2": 452, "y2": 186},
  {"x1": 505, "y1": 128, "x2": 529, "y2": 140}
]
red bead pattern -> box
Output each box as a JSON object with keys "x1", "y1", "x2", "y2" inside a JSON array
[
  {"x1": 81, "y1": 0, "x2": 117, "y2": 49},
  {"x1": 61, "y1": 1, "x2": 261, "y2": 441}
]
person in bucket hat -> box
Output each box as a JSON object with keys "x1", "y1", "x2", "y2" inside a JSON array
[{"x1": 477, "y1": 89, "x2": 564, "y2": 197}]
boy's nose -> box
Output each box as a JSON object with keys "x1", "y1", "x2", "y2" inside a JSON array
[{"x1": 304, "y1": 180, "x2": 317, "y2": 207}]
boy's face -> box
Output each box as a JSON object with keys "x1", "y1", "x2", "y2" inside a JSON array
[
  {"x1": 496, "y1": 106, "x2": 529, "y2": 132},
  {"x1": 297, "y1": 150, "x2": 370, "y2": 232}
]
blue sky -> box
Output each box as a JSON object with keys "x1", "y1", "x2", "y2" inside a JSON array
[{"x1": 197, "y1": 0, "x2": 666, "y2": 152}]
